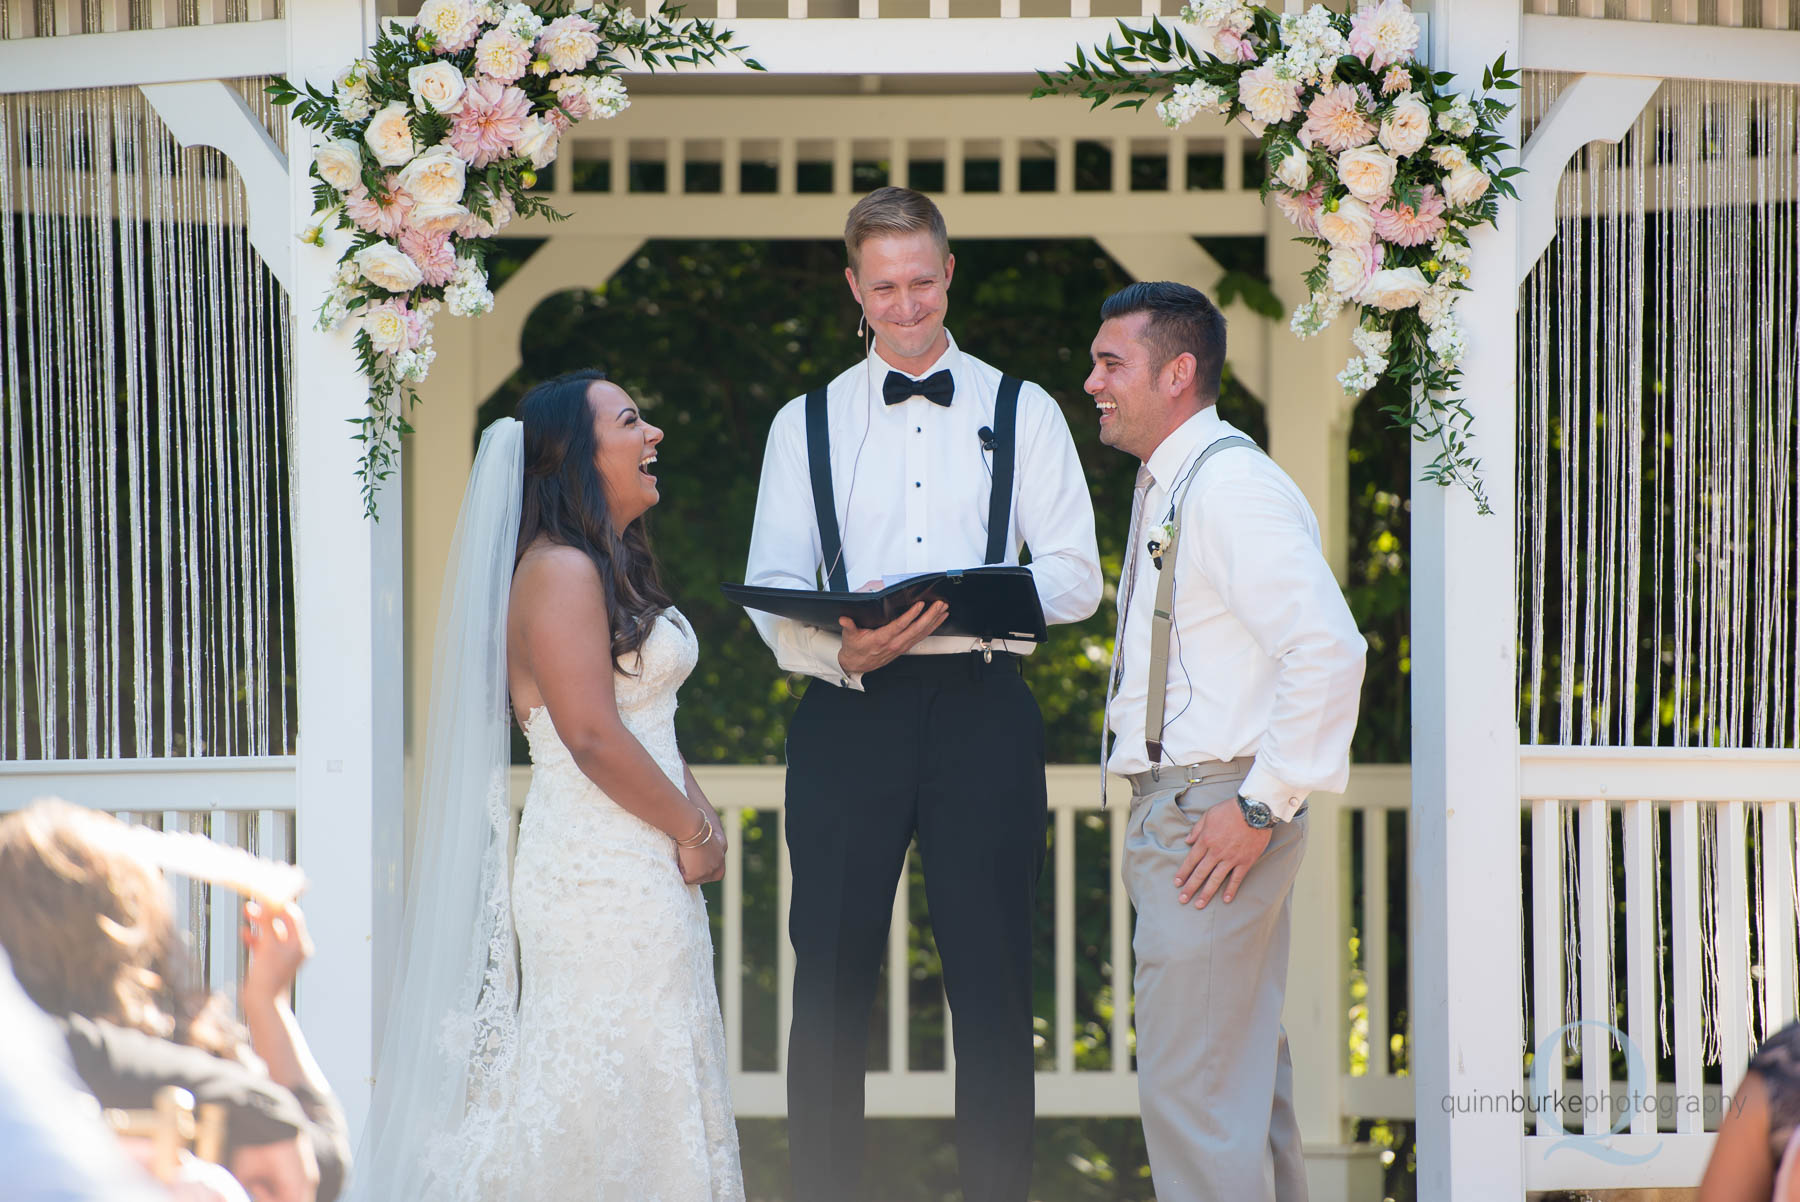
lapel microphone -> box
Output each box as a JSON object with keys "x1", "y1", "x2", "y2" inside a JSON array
[{"x1": 977, "y1": 426, "x2": 997, "y2": 451}]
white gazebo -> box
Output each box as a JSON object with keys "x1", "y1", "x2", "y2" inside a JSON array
[{"x1": 3, "y1": 0, "x2": 1798, "y2": 1196}]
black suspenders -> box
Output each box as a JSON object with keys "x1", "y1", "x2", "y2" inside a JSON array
[{"x1": 805, "y1": 376, "x2": 1022, "y2": 592}]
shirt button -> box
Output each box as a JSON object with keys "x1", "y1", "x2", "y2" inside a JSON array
[
  {"x1": 914, "y1": 481, "x2": 921, "y2": 488},
  {"x1": 915, "y1": 426, "x2": 922, "y2": 433},
  {"x1": 916, "y1": 537, "x2": 922, "y2": 543}
]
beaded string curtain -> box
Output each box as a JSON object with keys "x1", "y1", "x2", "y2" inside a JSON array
[
  {"x1": 0, "y1": 86, "x2": 295, "y2": 760},
  {"x1": 1517, "y1": 75, "x2": 1800, "y2": 1076}
]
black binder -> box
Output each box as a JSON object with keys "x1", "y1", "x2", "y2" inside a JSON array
[{"x1": 722, "y1": 565, "x2": 1048, "y2": 644}]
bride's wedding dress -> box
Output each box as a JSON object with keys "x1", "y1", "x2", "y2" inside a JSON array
[
  {"x1": 349, "y1": 421, "x2": 740, "y2": 1202},
  {"x1": 458, "y1": 609, "x2": 744, "y2": 1201}
]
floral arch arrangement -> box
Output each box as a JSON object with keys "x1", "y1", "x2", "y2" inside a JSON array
[
  {"x1": 271, "y1": 1, "x2": 754, "y2": 517},
  {"x1": 1037, "y1": 0, "x2": 1520, "y2": 513}
]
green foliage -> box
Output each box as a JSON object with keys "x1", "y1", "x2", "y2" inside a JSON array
[
  {"x1": 267, "y1": 5, "x2": 754, "y2": 517},
  {"x1": 1034, "y1": 13, "x2": 1524, "y2": 516}
]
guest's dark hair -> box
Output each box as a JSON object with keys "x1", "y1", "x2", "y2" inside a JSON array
[
  {"x1": 516, "y1": 368, "x2": 673, "y2": 671},
  {"x1": 1099, "y1": 281, "x2": 1228, "y2": 403}
]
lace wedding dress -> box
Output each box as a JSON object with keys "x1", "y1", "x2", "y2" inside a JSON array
[{"x1": 452, "y1": 609, "x2": 744, "y2": 1201}]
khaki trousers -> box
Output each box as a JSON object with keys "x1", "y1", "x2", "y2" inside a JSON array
[{"x1": 1123, "y1": 758, "x2": 1309, "y2": 1202}]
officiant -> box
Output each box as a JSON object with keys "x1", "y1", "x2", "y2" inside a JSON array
[{"x1": 744, "y1": 186, "x2": 1101, "y2": 1202}]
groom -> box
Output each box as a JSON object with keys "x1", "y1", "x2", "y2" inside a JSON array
[
  {"x1": 745, "y1": 186, "x2": 1100, "y2": 1201},
  {"x1": 1089, "y1": 281, "x2": 1366, "y2": 1201}
]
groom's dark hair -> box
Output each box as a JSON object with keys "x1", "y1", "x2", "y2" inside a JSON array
[
  {"x1": 1100, "y1": 281, "x2": 1227, "y2": 403},
  {"x1": 516, "y1": 368, "x2": 673, "y2": 673}
]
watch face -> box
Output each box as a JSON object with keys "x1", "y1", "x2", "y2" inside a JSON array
[{"x1": 1239, "y1": 797, "x2": 1274, "y2": 828}]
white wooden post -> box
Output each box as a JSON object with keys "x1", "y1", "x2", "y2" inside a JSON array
[
  {"x1": 1410, "y1": 0, "x2": 1526, "y2": 1195},
  {"x1": 1264, "y1": 221, "x2": 1355, "y2": 581},
  {"x1": 287, "y1": 0, "x2": 399, "y2": 1143}
]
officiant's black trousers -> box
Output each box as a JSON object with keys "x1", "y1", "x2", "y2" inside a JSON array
[{"x1": 785, "y1": 651, "x2": 1048, "y2": 1202}]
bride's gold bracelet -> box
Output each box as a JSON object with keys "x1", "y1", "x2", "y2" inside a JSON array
[{"x1": 676, "y1": 813, "x2": 714, "y2": 849}]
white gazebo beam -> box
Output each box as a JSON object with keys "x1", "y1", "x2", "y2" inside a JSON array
[
  {"x1": 1514, "y1": 74, "x2": 1660, "y2": 286},
  {"x1": 285, "y1": 0, "x2": 391, "y2": 1144},
  {"x1": 0, "y1": 20, "x2": 288, "y2": 93},
  {"x1": 1520, "y1": 14, "x2": 1800, "y2": 82},
  {"x1": 140, "y1": 81, "x2": 293, "y2": 292},
  {"x1": 1411, "y1": 0, "x2": 1527, "y2": 1195}
]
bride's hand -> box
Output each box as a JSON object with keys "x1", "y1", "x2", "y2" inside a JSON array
[{"x1": 677, "y1": 824, "x2": 726, "y2": 884}]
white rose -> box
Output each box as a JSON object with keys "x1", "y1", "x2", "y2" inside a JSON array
[
  {"x1": 314, "y1": 139, "x2": 363, "y2": 192},
  {"x1": 355, "y1": 241, "x2": 425, "y2": 293},
  {"x1": 1316, "y1": 196, "x2": 1377, "y2": 248},
  {"x1": 1444, "y1": 161, "x2": 1492, "y2": 207},
  {"x1": 362, "y1": 305, "x2": 412, "y2": 354},
  {"x1": 409, "y1": 201, "x2": 469, "y2": 235},
  {"x1": 1361, "y1": 266, "x2": 1431, "y2": 311},
  {"x1": 1378, "y1": 92, "x2": 1431, "y2": 158},
  {"x1": 1326, "y1": 243, "x2": 1380, "y2": 299},
  {"x1": 396, "y1": 144, "x2": 467, "y2": 206},
  {"x1": 408, "y1": 62, "x2": 468, "y2": 115},
  {"x1": 1336, "y1": 145, "x2": 1397, "y2": 203},
  {"x1": 364, "y1": 103, "x2": 418, "y2": 169},
  {"x1": 514, "y1": 116, "x2": 561, "y2": 169},
  {"x1": 1275, "y1": 149, "x2": 1311, "y2": 191},
  {"x1": 1431, "y1": 144, "x2": 1469, "y2": 172}
]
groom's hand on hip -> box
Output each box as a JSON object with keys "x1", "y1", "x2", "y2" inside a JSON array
[
  {"x1": 837, "y1": 601, "x2": 949, "y2": 676},
  {"x1": 1175, "y1": 800, "x2": 1273, "y2": 909}
]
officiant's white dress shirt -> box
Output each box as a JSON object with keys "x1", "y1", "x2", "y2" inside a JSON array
[
  {"x1": 746, "y1": 331, "x2": 1101, "y2": 689},
  {"x1": 1105, "y1": 407, "x2": 1367, "y2": 821}
]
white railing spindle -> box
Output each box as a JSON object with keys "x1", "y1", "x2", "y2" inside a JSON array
[
  {"x1": 1761, "y1": 803, "x2": 1796, "y2": 1040},
  {"x1": 1623, "y1": 799, "x2": 1658, "y2": 1135},
  {"x1": 1054, "y1": 805, "x2": 1076, "y2": 1075},
  {"x1": 889, "y1": 850, "x2": 910, "y2": 1072},
  {"x1": 1531, "y1": 797, "x2": 1564, "y2": 1123},
  {"x1": 1579, "y1": 797, "x2": 1611, "y2": 1132},
  {"x1": 724, "y1": 806, "x2": 745, "y2": 1074},
  {"x1": 1672, "y1": 799, "x2": 1704, "y2": 1134},
  {"x1": 1363, "y1": 808, "x2": 1389, "y2": 1077},
  {"x1": 1717, "y1": 802, "x2": 1752, "y2": 1099},
  {"x1": 1110, "y1": 802, "x2": 1132, "y2": 1075}
]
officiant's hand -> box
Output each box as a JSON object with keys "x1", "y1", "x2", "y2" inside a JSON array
[
  {"x1": 837, "y1": 600, "x2": 949, "y2": 676},
  {"x1": 1174, "y1": 800, "x2": 1272, "y2": 909}
]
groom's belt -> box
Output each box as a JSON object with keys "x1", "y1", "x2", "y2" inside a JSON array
[{"x1": 1124, "y1": 756, "x2": 1256, "y2": 797}]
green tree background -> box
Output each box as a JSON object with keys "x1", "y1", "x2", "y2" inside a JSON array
[{"x1": 473, "y1": 236, "x2": 1414, "y2": 1200}]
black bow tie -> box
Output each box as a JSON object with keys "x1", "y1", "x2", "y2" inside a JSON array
[{"x1": 882, "y1": 369, "x2": 955, "y2": 408}]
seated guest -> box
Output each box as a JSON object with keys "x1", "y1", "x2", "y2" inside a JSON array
[
  {"x1": 1702, "y1": 1021, "x2": 1800, "y2": 1202},
  {"x1": 0, "y1": 944, "x2": 172, "y2": 1202},
  {"x1": 0, "y1": 801, "x2": 350, "y2": 1202}
]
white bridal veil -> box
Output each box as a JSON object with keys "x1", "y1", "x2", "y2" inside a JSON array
[{"x1": 347, "y1": 417, "x2": 524, "y2": 1201}]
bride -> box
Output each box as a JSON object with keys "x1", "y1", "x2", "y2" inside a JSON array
[{"x1": 348, "y1": 369, "x2": 745, "y2": 1201}]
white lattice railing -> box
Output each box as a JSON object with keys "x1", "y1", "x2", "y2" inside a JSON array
[
  {"x1": 0, "y1": 761, "x2": 1410, "y2": 1130},
  {"x1": 1519, "y1": 746, "x2": 1800, "y2": 1191},
  {"x1": 502, "y1": 761, "x2": 1415, "y2": 1125}
]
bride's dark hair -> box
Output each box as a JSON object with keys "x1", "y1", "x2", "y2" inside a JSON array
[{"x1": 516, "y1": 368, "x2": 674, "y2": 671}]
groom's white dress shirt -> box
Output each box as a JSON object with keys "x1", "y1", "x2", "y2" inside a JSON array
[
  {"x1": 746, "y1": 331, "x2": 1101, "y2": 690},
  {"x1": 1106, "y1": 407, "x2": 1367, "y2": 821}
]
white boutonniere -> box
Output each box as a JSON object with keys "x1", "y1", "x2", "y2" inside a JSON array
[{"x1": 1147, "y1": 520, "x2": 1177, "y2": 570}]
